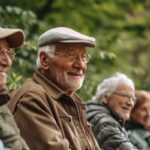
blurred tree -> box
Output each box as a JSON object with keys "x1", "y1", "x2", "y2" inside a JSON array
[{"x1": 0, "y1": 0, "x2": 150, "y2": 99}]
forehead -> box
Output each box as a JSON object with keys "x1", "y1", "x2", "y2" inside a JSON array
[
  {"x1": 140, "y1": 99, "x2": 150, "y2": 107},
  {"x1": 116, "y1": 81, "x2": 133, "y2": 92},
  {"x1": 0, "y1": 38, "x2": 9, "y2": 49},
  {"x1": 55, "y1": 43, "x2": 86, "y2": 53},
  {"x1": 136, "y1": 92, "x2": 150, "y2": 104}
]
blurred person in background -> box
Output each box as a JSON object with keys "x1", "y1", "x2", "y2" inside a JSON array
[
  {"x1": 125, "y1": 90, "x2": 150, "y2": 149},
  {"x1": 87, "y1": 72, "x2": 139, "y2": 150},
  {"x1": 8, "y1": 27, "x2": 100, "y2": 150},
  {"x1": 0, "y1": 27, "x2": 29, "y2": 149}
]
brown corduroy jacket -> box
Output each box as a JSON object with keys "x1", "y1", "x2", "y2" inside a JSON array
[{"x1": 8, "y1": 70, "x2": 100, "y2": 150}]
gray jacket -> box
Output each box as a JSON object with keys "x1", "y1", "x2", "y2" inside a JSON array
[
  {"x1": 86, "y1": 100, "x2": 139, "y2": 150},
  {"x1": 126, "y1": 120, "x2": 150, "y2": 149},
  {"x1": 0, "y1": 88, "x2": 29, "y2": 150}
]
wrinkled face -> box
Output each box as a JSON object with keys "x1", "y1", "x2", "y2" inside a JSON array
[
  {"x1": 132, "y1": 100, "x2": 150, "y2": 130},
  {"x1": 0, "y1": 38, "x2": 12, "y2": 90},
  {"x1": 41, "y1": 43, "x2": 88, "y2": 95},
  {"x1": 104, "y1": 82, "x2": 135, "y2": 121}
]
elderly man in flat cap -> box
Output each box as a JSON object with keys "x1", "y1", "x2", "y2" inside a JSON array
[
  {"x1": 0, "y1": 27, "x2": 29, "y2": 149},
  {"x1": 8, "y1": 27, "x2": 100, "y2": 150}
]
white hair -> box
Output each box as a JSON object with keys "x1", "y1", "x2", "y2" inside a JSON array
[
  {"x1": 93, "y1": 72, "x2": 135, "y2": 103},
  {"x1": 36, "y1": 45, "x2": 55, "y2": 68}
]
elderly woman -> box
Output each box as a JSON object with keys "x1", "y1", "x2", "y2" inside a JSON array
[
  {"x1": 86, "y1": 72, "x2": 139, "y2": 150},
  {"x1": 125, "y1": 90, "x2": 150, "y2": 149}
]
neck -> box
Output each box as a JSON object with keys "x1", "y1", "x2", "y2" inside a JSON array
[{"x1": 65, "y1": 89, "x2": 74, "y2": 96}]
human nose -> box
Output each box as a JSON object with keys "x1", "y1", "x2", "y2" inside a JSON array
[
  {"x1": 127, "y1": 97, "x2": 135, "y2": 107},
  {"x1": 73, "y1": 55, "x2": 86, "y2": 68}
]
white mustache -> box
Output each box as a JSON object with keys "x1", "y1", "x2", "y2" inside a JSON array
[{"x1": 68, "y1": 70, "x2": 84, "y2": 76}]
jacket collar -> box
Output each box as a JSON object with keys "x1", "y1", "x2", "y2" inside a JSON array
[
  {"x1": 125, "y1": 120, "x2": 144, "y2": 130},
  {"x1": 104, "y1": 104, "x2": 125, "y2": 126},
  {"x1": 87, "y1": 101, "x2": 124, "y2": 126},
  {"x1": 33, "y1": 70, "x2": 85, "y2": 108},
  {"x1": 33, "y1": 70, "x2": 66, "y2": 99}
]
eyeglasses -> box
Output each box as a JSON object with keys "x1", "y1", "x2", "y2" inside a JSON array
[
  {"x1": 49, "y1": 52, "x2": 91, "y2": 64},
  {"x1": 0, "y1": 48, "x2": 16, "y2": 60},
  {"x1": 113, "y1": 92, "x2": 137, "y2": 102}
]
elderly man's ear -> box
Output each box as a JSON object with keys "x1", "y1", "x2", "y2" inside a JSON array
[
  {"x1": 102, "y1": 95, "x2": 109, "y2": 104},
  {"x1": 40, "y1": 52, "x2": 50, "y2": 70}
]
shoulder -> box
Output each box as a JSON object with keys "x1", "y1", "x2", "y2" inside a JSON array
[
  {"x1": 12, "y1": 78, "x2": 47, "y2": 101},
  {"x1": 126, "y1": 129, "x2": 149, "y2": 149},
  {"x1": 0, "y1": 105, "x2": 20, "y2": 133},
  {"x1": 87, "y1": 105, "x2": 123, "y2": 135},
  {"x1": 8, "y1": 78, "x2": 49, "y2": 114},
  {"x1": 87, "y1": 103, "x2": 119, "y2": 125},
  {"x1": 92, "y1": 112, "x2": 122, "y2": 132},
  {"x1": 21, "y1": 78, "x2": 46, "y2": 94}
]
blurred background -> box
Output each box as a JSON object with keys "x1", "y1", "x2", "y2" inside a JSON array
[{"x1": 0, "y1": 0, "x2": 150, "y2": 100}]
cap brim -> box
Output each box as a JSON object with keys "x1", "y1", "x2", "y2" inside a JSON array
[
  {"x1": 0, "y1": 28, "x2": 25, "y2": 48},
  {"x1": 59, "y1": 39, "x2": 96, "y2": 47}
]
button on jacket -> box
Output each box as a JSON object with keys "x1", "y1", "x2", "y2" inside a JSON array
[
  {"x1": 0, "y1": 88, "x2": 29, "y2": 150},
  {"x1": 8, "y1": 71, "x2": 100, "y2": 150}
]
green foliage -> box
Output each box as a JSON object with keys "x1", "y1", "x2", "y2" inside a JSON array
[
  {"x1": 7, "y1": 72, "x2": 22, "y2": 91},
  {"x1": 0, "y1": 0, "x2": 150, "y2": 100}
]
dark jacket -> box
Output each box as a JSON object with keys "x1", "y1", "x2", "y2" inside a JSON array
[
  {"x1": 8, "y1": 70, "x2": 100, "y2": 150},
  {"x1": 125, "y1": 120, "x2": 150, "y2": 149},
  {"x1": 86, "y1": 100, "x2": 139, "y2": 150},
  {"x1": 0, "y1": 87, "x2": 29, "y2": 150}
]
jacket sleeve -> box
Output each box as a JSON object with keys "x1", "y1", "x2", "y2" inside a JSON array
[
  {"x1": 94, "y1": 121, "x2": 139, "y2": 150},
  {"x1": 12, "y1": 91, "x2": 70, "y2": 150},
  {"x1": 0, "y1": 105, "x2": 30, "y2": 150}
]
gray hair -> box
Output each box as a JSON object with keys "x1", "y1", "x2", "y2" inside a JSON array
[
  {"x1": 36, "y1": 45, "x2": 55, "y2": 68},
  {"x1": 93, "y1": 72, "x2": 135, "y2": 103}
]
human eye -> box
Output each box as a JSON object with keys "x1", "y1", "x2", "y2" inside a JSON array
[
  {"x1": 0, "y1": 50, "x2": 3, "y2": 55},
  {"x1": 7, "y1": 49, "x2": 16, "y2": 59},
  {"x1": 65, "y1": 53, "x2": 74, "y2": 60},
  {"x1": 81, "y1": 53, "x2": 90, "y2": 63},
  {"x1": 81, "y1": 54, "x2": 87, "y2": 58},
  {"x1": 132, "y1": 96, "x2": 137, "y2": 102}
]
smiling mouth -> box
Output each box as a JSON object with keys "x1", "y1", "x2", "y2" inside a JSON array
[
  {"x1": 122, "y1": 106, "x2": 131, "y2": 112},
  {"x1": 68, "y1": 72, "x2": 83, "y2": 76},
  {"x1": 0, "y1": 71, "x2": 6, "y2": 74},
  {"x1": 0, "y1": 66, "x2": 7, "y2": 73}
]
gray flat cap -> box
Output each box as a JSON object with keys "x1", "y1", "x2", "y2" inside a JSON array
[{"x1": 38, "y1": 27, "x2": 96, "y2": 47}]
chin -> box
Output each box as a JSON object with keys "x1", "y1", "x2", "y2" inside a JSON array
[
  {"x1": 67, "y1": 81, "x2": 83, "y2": 90},
  {"x1": 124, "y1": 116, "x2": 129, "y2": 121},
  {"x1": 70, "y1": 85, "x2": 81, "y2": 91}
]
